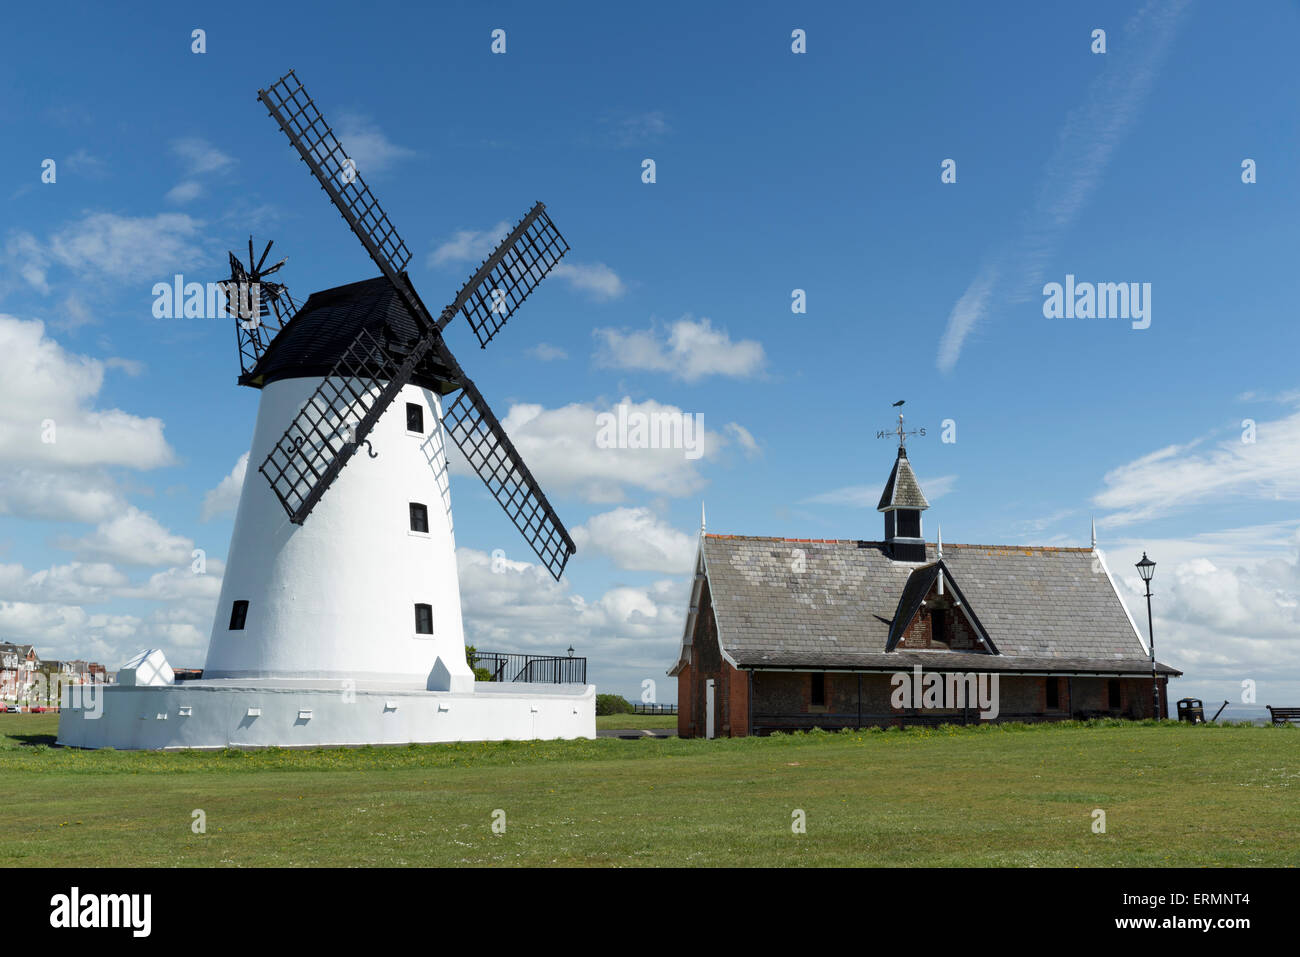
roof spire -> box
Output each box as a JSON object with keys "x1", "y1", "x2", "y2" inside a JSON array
[
  {"x1": 700, "y1": 502, "x2": 707, "y2": 537},
  {"x1": 1091, "y1": 516, "x2": 1097, "y2": 550},
  {"x1": 937, "y1": 524, "x2": 943, "y2": 560}
]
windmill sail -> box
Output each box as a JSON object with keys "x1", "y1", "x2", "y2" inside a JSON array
[
  {"x1": 255, "y1": 69, "x2": 576, "y2": 579},
  {"x1": 259, "y1": 326, "x2": 436, "y2": 523},
  {"x1": 258, "y1": 71, "x2": 413, "y2": 290},
  {"x1": 450, "y1": 202, "x2": 569, "y2": 348},
  {"x1": 442, "y1": 376, "x2": 577, "y2": 580}
]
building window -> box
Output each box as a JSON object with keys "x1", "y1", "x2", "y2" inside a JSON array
[
  {"x1": 1107, "y1": 679, "x2": 1121, "y2": 710},
  {"x1": 931, "y1": 608, "x2": 948, "y2": 647},
  {"x1": 409, "y1": 502, "x2": 429, "y2": 533},
  {"x1": 810, "y1": 672, "x2": 826, "y2": 707},
  {"x1": 229, "y1": 600, "x2": 249, "y2": 631},
  {"x1": 1046, "y1": 677, "x2": 1059, "y2": 709},
  {"x1": 414, "y1": 603, "x2": 433, "y2": 635},
  {"x1": 896, "y1": 510, "x2": 921, "y2": 538},
  {"x1": 406, "y1": 402, "x2": 424, "y2": 434}
]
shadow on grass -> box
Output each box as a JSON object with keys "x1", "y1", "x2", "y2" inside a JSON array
[{"x1": 6, "y1": 732, "x2": 58, "y2": 747}]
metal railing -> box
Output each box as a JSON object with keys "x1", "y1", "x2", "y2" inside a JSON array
[
  {"x1": 471, "y1": 652, "x2": 586, "y2": 685},
  {"x1": 633, "y1": 703, "x2": 677, "y2": 715}
]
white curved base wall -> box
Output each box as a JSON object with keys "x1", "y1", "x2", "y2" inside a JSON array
[{"x1": 56, "y1": 680, "x2": 596, "y2": 750}]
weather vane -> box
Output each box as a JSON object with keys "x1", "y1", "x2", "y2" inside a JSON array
[{"x1": 875, "y1": 400, "x2": 925, "y2": 449}]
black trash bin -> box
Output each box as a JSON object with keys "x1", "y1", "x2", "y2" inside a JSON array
[{"x1": 1176, "y1": 698, "x2": 1205, "y2": 724}]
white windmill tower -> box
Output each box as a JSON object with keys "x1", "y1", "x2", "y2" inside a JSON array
[{"x1": 57, "y1": 70, "x2": 591, "y2": 750}]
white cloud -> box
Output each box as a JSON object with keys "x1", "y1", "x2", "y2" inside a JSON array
[
  {"x1": 593, "y1": 317, "x2": 765, "y2": 382},
  {"x1": 551, "y1": 261, "x2": 626, "y2": 301},
  {"x1": 0, "y1": 467, "x2": 127, "y2": 523},
  {"x1": 7, "y1": 212, "x2": 207, "y2": 291},
  {"x1": 725, "y1": 422, "x2": 760, "y2": 457},
  {"x1": 451, "y1": 397, "x2": 743, "y2": 504},
  {"x1": 201, "y1": 453, "x2": 248, "y2": 521},
  {"x1": 527, "y1": 343, "x2": 568, "y2": 362},
  {"x1": 0, "y1": 562, "x2": 128, "y2": 604},
  {"x1": 49, "y1": 212, "x2": 207, "y2": 278},
  {"x1": 604, "y1": 110, "x2": 670, "y2": 146},
  {"x1": 937, "y1": 264, "x2": 997, "y2": 375},
  {"x1": 429, "y1": 224, "x2": 625, "y2": 301},
  {"x1": 116, "y1": 564, "x2": 225, "y2": 602},
  {"x1": 457, "y1": 548, "x2": 687, "y2": 695},
  {"x1": 5, "y1": 232, "x2": 52, "y2": 293},
  {"x1": 172, "y1": 137, "x2": 236, "y2": 176},
  {"x1": 51, "y1": 294, "x2": 96, "y2": 332},
  {"x1": 801, "y1": 474, "x2": 957, "y2": 508},
  {"x1": 1094, "y1": 404, "x2": 1300, "y2": 527},
  {"x1": 0, "y1": 315, "x2": 174, "y2": 470},
  {"x1": 337, "y1": 112, "x2": 416, "y2": 176},
  {"x1": 64, "y1": 149, "x2": 109, "y2": 179},
  {"x1": 0, "y1": 602, "x2": 140, "y2": 664},
  {"x1": 1098, "y1": 526, "x2": 1300, "y2": 701},
  {"x1": 62, "y1": 507, "x2": 194, "y2": 567},
  {"x1": 165, "y1": 181, "x2": 204, "y2": 204},
  {"x1": 428, "y1": 221, "x2": 511, "y2": 268},
  {"x1": 1014, "y1": 508, "x2": 1079, "y2": 536},
  {"x1": 572, "y1": 507, "x2": 696, "y2": 573}
]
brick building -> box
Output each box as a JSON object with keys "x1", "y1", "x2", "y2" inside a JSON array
[
  {"x1": 669, "y1": 441, "x2": 1179, "y2": 737},
  {"x1": 0, "y1": 643, "x2": 40, "y2": 701}
]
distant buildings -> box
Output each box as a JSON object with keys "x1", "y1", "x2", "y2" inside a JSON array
[{"x1": 0, "y1": 642, "x2": 108, "y2": 704}]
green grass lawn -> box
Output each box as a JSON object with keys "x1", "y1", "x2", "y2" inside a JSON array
[
  {"x1": 1, "y1": 714, "x2": 1295, "y2": 867},
  {"x1": 595, "y1": 713, "x2": 676, "y2": 730}
]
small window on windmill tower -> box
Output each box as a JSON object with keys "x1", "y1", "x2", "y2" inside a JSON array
[
  {"x1": 409, "y1": 502, "x2": 429, "y2": 533},
  {"x1": 414, "y1": 603, "x2": 434, "y2": 635},
  {"x1": 229, "y1": 600, "x2": 249, "y2": 631},
  {"x1": 406, "y1": 402, "x2": 424, "y2": 434}
]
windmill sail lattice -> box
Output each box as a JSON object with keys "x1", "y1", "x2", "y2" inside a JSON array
[
  {"x1": 442, "y1": 377, "x2": 576, "y2": 580},
  {"x1": 258, "y1": 71, "x2": 413, "y2": 284},
  {"x1": 254, "y1": 70, "x2": 576, "y2": 578},
  {"x1": 451, "y1": 204, "x2": 569, "y2": 348}
]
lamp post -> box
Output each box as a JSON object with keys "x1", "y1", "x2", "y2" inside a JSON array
[{"x1": 1135, "y1": 552, "x2": 1159, "y2": 720}]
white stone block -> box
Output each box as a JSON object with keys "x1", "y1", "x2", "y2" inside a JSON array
[{"x1": 116, "y1": 649, "x2": 174, "y2": 687}]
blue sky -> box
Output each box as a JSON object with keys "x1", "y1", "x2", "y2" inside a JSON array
[{"x1": 2, "y1": 0, "x2": 1298, "y2": 706}]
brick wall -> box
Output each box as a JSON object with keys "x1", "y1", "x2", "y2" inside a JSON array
[
  {"x1": 895, "y1": 579, "x2": 985, "y2": 652},
  {"x1": 676, "y1": 579, "x2": 751, "y2": 738}
]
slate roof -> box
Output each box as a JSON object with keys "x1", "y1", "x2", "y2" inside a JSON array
[
  {"x1": 242, "y1": 276, "x2": 459, "y2": 393},
  {"x1": 684, "y1": 535, "x2": 1179, "y2": 675},
  {"x1": 876, "y1": 449, "x2": 929, "y2": 510}
]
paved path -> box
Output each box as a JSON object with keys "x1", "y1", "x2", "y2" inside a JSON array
[{"x1": 596, "y1": 728, "x2": 676, "y2": 739}]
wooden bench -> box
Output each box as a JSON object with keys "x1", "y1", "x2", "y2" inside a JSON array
[{"x1": 1265, "y1": 706, "x2": 1300, "y2": 726}]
